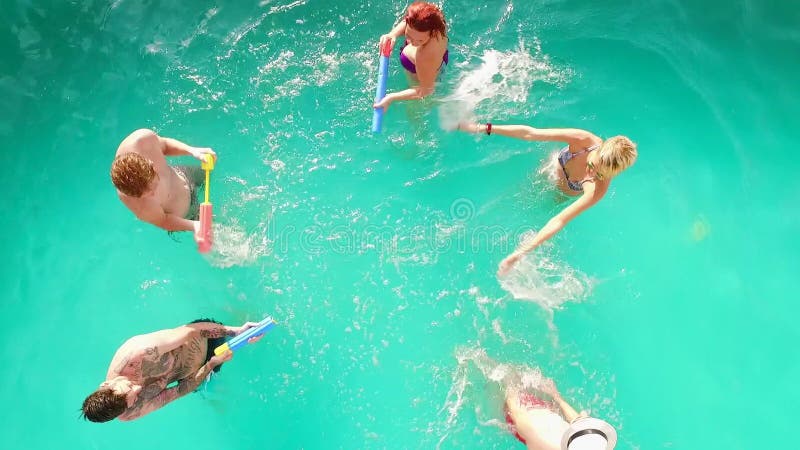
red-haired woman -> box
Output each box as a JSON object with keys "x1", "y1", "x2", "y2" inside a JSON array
[{"x1": 373, "y1": 2, "x2": 449, "y2": 111}]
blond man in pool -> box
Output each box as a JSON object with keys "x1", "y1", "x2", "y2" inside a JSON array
[
  {"x1": 111, "y1": 129, "x2": 216, "y2": 233},
  {"x1": 81, "y1": 320, "x2": 263, "y2": 422}
]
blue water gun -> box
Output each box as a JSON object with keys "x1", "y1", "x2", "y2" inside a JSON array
[
  {"x1": 214, "y1": 317, "x2": 276, "y2": 356},
  {"x1": 371, "y1": 39, "x2": 393, "y2": 133}
]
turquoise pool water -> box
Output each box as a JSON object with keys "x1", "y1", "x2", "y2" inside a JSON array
[{"x1": 1, "y1": 0, "x2": 798, "y2": 449}]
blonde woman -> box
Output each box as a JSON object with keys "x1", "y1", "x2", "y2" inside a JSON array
[{"x1": 459, "y1": 122, "x2": 637, "y2": 275}]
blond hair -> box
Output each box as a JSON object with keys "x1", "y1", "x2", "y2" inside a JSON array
[
  {"x1": 110, "y1": 153, "x2": 156, "y2": 197},
  {"x1": 594, "y1": 136, "x2": 637, "y2": 179}
]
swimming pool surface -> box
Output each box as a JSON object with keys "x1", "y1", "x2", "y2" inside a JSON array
[{"x1": 1, "y1": 1, "x2": 798, "y2": 449}]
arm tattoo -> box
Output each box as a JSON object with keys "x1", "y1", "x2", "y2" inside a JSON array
[
  {"x1": 178, "y1": 362, "x2": 214, "y2": 395},
  {"x1": 140, "y1": 382, "x2": 164, "y2": 399},
  {"x1": 123, "y1": 383, "x2": 181, "y2": 420},
  {"x1": 198, "y1": 327, "x2": 228, "y2": 339}
]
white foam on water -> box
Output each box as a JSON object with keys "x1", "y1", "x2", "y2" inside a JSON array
[
  {"x1": 264, "y1": 0, "x2": 307, "y2": 15},
  {"x1": 538, "y1": 151, "x2": 563, "y2": 187},
  {"x1": 439, "y1": 41, "x2": 571, "y2": 130},
  {"x1": 498, "y1": 237, "x2": 593, "y2": 311},
  {"x1": 433, "y1": 347, "x2": 557, "y2": 447},
  {"x1": 455, "y1": 347, "x2": 548, "y2": 391},
  {"x1": 140, "y1": 279, "x2": 170, "y2": 290},
  {"x1": 309, "y1": 52, "x2": 343, "y2": 86},
  {"x1": 221, "y1": 11, "x2": 268, "y2": 53},
  {"x1": 206, "y1": 221, "x2": 271, "y2": 268},
  {"x1": 434, "y1": 358, "x2": 470, "y2": 450}
]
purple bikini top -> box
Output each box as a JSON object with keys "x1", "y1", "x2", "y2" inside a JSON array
[{"x1": 399, "y1": 41, "x2": 449, "y2": 74}]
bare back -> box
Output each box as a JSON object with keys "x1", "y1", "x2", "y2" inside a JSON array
[{"x1": 107, "y1": 329, "x2": 208, "y2": 408}]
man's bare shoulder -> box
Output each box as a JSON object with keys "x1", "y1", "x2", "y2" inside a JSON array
[
  {"x1": 131, "y1": 327, "x2": 191, "y2": 345},
  {"x1": 116, "y1": 129, "x2": 162, "y2": 157},
  {"x1": 115, "y1": 328, "x2": 178, "y2": 356}
]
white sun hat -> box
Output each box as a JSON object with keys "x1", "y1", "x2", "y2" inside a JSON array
[{"x1": 561, "y1": 417, "x2": 618, "y2": 450}]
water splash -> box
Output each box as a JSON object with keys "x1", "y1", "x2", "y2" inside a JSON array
[
  {"x1": 439, "y1": 41, "x2": 571, "y2": 130},
  {"x1": 433, "y1": 347, "x2": 555, "y2": 448},
  {"x1": 456, "y1": 347, "x2": 549, "y2": 391},
  {"x1": 538, "y1": 151, "x2": 564, "y2": 188},
  {"x1": 140, "y1": 279, "x2": 170, "y2": 290},
  {"x1": 499, "y1": 241, "x2": 593, "y2": 310},
  {"x1": 434, "y1": 357, "x2": 471, "y2": 449},
  {"x1": 206, "y1": 222, "x2": 271, "y2": 268}
]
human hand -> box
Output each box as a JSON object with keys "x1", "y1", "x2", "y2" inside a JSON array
[
  {"x1": 373, "y1": 95, "x2": 392, "y2": 113},
  {"x1": 232, "y1": 321, "x2": 261, "y2": 335},
  {"x1": 191, "y1": 147, "x2": 217, "y2": 163},
  {"x1": 192, "y1": 220, "x2": 201, "y2": 236},
  {"x1": 247, "y1": 334, "x2": 265, "y2": 344},
  {"x1": 497, "y1": 252, "x2": 524, "y2": 277},
  {"x1": 231, "y1": 321, "x2": 267, "y2": 344},
  {"x1": 378, "y1": 34, "x2": 396, "y2": 53},
  {"x1": 209, "y1": 349, "x2": 232, "y2": 366}
]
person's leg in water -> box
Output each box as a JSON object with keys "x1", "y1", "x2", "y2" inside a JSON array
[
  {"x1": 174, "y1": 165, "x2": 205, "y2": 219},
  {"x1": 167, "y1": 165, "x2": 206, "y2": 241}
]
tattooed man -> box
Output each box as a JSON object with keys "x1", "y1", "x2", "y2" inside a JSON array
[{"x1": 81, "y1": 319, "x2": 263, "y2": 422}]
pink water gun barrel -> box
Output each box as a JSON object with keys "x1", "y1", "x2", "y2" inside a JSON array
[
  {"x1": 196, "y1": 203, "x2": 213, "y2": 253},
  {"x1": 195, "y1": 154, "x2": 215, "y2": 253}
]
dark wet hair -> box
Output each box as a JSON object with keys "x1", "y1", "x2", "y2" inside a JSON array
[{"x1": 81, "y1": 388, "x2": 127, "y2": 423}]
